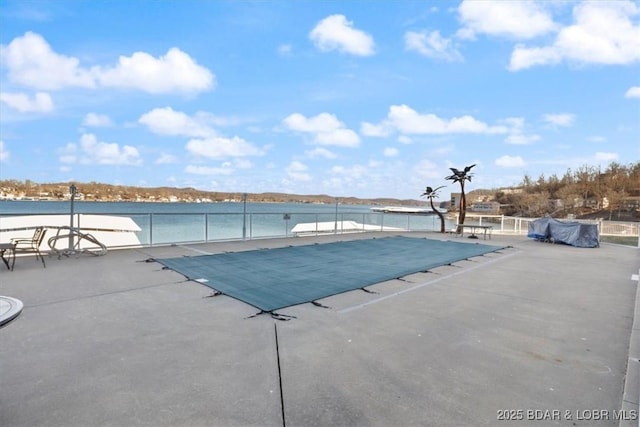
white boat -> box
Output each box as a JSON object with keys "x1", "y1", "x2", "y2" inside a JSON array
[
  {"x1": 370, "y1": 206, "x2": 447, "y2": 215},
  {"x1": 0, "y1": 214, "x2": 142, "y2": 251}
]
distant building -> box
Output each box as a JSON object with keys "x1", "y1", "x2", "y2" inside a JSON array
[
  {"x1": 450, "y1": 193, "x2": 461, "y2": 211},
  {"x1": 450, "y1": 193, "x2": 491, "y2": 212},
  {"x1": 470, "y1": 201, "x2": 500, "y2": 214},
  {"x1": 622, "y1": 197, "x2": 640, "y2": 211},
  {"x1": 498, "y1": 187, "x2": 523, "y2": 194}
]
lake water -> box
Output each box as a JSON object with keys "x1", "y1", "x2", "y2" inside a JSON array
[{"x1": 0, "y1": 200, "x2": 452, "y2": 245}]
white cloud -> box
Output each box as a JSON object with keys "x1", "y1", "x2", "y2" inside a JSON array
[
  {"x1": 186, "y1": 136, "x2": 263, "y2": 159},
  {"x1": 155, "y1": 153, "x2": 179, "y2": 164},
  {"x1": 370, "y1": 108, "x2": 539, "y2": 145},
  {"x1": 233, "y1": 159, "x2": 253, "y2": 169},
  {"x1": 595, "y1": 152, "x2": 619, "y2": 162},
  {"x1": 58, "y1": 143, "x2": 77, "y2": 164},
  {"x1": 286, "y1": 161, "x2": 312, "y2": 182},
  {"x1": 509, "y1": 1, "x2": 640, "y2": 71},
  {"x1": 283, "y1": 112, "x2": 341, "y2": 132},
  {"x1": 625, "y1": 86, "x2": 640, "y2": 98},
  {"x1": 413, "y1": 159, "x2": 440, "y2": 180},
  {"x1": 587, "y1": 136, "x2": 606, "y2": 143},
  {"x1": 0, "y1": 91, "x2": 53, "y2": 112},
  {"x1": 457, "y1": 0, "x2": 557, "y2": 40},
  {"x1": 185, "y1": 164, "x2": 234, "y2": 175},
  {"x1": 331, "y1": 164, "x2": 367, "y2": 180},
  {"x1": 82, "y1": 112, "x2": 112, "y2": 127},
  {"x1": 98, "y1": 47, "x2": 214, "y2": 94},
  {"x1": 383, "y1": 147, "x2": 399, "y2": 157},
  {"x1": 283, "y1": 112, "x2": 360, "y2": 147},
  {"x1": 404, "y1": 30, "x2": 462, "y2": 62},
  {"x1": 306, "y1": 147, "x2": 337, "y2": 159},
  {"x1": 315, "y1": 128, "x2": 360, "y2": 147},
  {"x1": 1, "y1": 32, "x2": 96, "y2": 90},
  {"x1": 139, "y1": 107, "x2": 215, "y2": 138},
  {"x1": 495, "y1": 155, "x2": 526, "y2": 168},
  {"x1": 505, "y1": 133, "x2": 541, "y2": 145},
  {"x1": 0, "y1": 141, "x2": 9, "y2": 162},
  {"x1": 502, "y1": 117, "x2": 541, "y2": 145},
  {"x1": 543, "y1": 113, "x2": 575, "y2": 127},
  {"x1": 60, "y1": 133, "x2": 142, "y2": 166},
  {"x1": 0, "y1": 32, "x2": 214, "y2": 94},
  {"x1": 309, "y1": 14, "x2": 375, "y2": 56},
  {"x1": 382, "y1": 104, "x2": 508, "y2": 135},
  {"x1": 278, "y1": 44, "x2": 293, "y2": 56},
  {"x1": 360, "y1": 121, "x2": 391, "y2": 137}
]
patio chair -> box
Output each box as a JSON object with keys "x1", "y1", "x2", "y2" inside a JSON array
[{"x1": 11, "y1": 227, "x2": 47, "y2": 268}]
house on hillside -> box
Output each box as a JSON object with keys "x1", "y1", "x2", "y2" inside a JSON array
[{"x1": 470, "y1": 201, "x2": 501, "y2": 214}]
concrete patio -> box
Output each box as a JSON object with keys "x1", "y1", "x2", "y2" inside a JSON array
[{"x1": 1, "y1": 232, "x2": 638, "y2": 426}]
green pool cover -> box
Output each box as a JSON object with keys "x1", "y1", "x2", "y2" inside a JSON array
[{"x1": 158, "y1": 236, "x2": 505, "y2": 312}]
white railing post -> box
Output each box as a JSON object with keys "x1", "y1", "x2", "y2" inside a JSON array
[
  {"x1": 241, "y1": 193, "x2": 247, "y2": 240},
  {"x1": 149, "y1": 213, "x2": 153, "y2": 246},
  {"x1": 597, "y1": 219, "x2": 602, "y2": 244}
]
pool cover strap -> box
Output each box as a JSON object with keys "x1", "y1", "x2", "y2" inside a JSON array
[{"x1": 158, "y1": 236, "x2": 505, "y2": 312}]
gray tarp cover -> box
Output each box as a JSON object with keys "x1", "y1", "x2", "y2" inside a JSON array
[
  {"x1": 528, "y1": 217, "x2": 599, "y2": 248},
  {"x1": 158, "y1": 236, "x2": 506, "y2": 312}
]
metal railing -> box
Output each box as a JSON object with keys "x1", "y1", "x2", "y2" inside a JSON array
[
  {"x1": 459, "y1": 213, "x2": 640, "y2": 247},
  {"x1": 131, "y1": 212, "x2": 449, "y2": 246},
  {"x1": 2, "y1": 211, "x2": 639, "y2": 248}
]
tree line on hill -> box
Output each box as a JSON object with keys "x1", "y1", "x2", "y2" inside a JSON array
[
  {"x1": 2, "y1": 161, "x2": 638, "y2": 221},
  {"x1": 0, "y1": 180, "x2": 422, "y2": 206},
  {"x1": 491, "y1": 161, "x2": 640, "y2": 220}
]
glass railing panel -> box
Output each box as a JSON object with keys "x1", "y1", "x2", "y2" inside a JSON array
[
  {"x1": 207, "y1": 213, "x2": 244, "y2": 241},
  {"x1": 248, "y1": 213, "x2": 288, "y2": 239},
  {"x1": 150, "y1": 213, "x2": 206, "y2": 245}
]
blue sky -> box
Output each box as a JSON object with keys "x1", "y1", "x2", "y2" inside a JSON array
[{"x1": 1, "y1": 0, "x2": 638, "y2": 200}]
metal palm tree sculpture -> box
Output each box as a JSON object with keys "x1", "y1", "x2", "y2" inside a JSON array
[
  {"x1": 421, "y1": 185, "x2": 446, "y2": 233},
  {"x1": 445, "y1": 164, "x2": 475, "y2": 231}
]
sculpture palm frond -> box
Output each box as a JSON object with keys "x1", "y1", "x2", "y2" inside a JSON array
[
  {"x1": 420, "y1": 185, "x2": 445, "y2": 198},
  {"x1": 445, "y1": 164, "x2": 475, "y2": 183}
]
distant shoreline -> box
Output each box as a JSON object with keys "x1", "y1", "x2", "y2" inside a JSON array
[
  {"x1": 0, "y1": 180, "x2": 429, "y2": 207},
  {"x1": 0, "y1": 198, "x2": 367, "y2": 205}
]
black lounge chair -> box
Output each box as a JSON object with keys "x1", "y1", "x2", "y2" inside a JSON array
[{"x1": 11, "y1": 227, "x2": 47, "y2": 268}]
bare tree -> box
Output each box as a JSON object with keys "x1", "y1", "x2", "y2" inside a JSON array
[
  {"x1": 603, "y1": 162, "x2": 629, "y2": 220},
  {"x1": 556, "y1": 185, "x2": 580, "y2": 215}
]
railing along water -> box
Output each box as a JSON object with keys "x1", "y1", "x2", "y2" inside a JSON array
[
  {"x1": 1, "y1": 211, "x2": 638, "y2": 248},
  {"x1": 134, "y1": 211, "x2": 445, "y2": 245}
]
